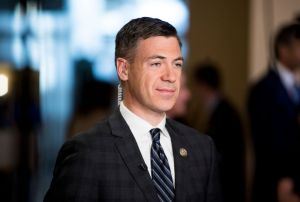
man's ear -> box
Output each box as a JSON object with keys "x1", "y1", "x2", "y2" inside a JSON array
[{"x1": 116, "y1": 58, "x2": 129, "y2": 81}]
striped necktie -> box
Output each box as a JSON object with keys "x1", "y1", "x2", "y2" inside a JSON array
[{"x1": 150, "y1": 128, "x2": 175, "y2": 202}]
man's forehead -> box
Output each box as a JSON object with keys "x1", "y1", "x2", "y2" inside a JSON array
[
  {"x1": 138, "y1": 36, "x2": 181, "y2": 50},
  {"x1": 137, "y1": 36, "x2": 181, "y2": 46}
]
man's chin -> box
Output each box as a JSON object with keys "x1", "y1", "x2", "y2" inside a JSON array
[{"x1": 154, "y1": 102, "x2": 176, "y2": 113}]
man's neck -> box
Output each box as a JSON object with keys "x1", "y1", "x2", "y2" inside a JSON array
[
  {"x1": 277, "y1": 61, "x2": 296, "y2": 78},
  {"x1": 123, "y1": 100, "x2": 165, "y2": 126},
  {"x1": 278, "y1": 60, "x2": 297, "y2": 73}
]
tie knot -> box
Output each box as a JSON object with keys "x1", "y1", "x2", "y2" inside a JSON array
[{"x1": 150, "y1": 128, "x2": 161, "y2": 142}]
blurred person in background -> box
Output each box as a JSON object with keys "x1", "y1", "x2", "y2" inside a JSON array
[
  {"x1": 278, "y1": 178, "x2": 300, "y2": 202},
  {"x1": 194, "y1": 62, "x2": 245, "y2": 202},
  {"x1": 166, "y1": 72, "x2": 191, "y2": 124},
  {"x1": 248, "y1": 19, "x2": 300, "y2": 202},
  {"x1": 66, "y1": 59, "x2": 114, "y2": 139}
]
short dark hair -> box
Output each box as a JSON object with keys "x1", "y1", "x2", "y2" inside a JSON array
[
  {"x1": 194, "y1": 62, "x2": 221, "y2": 90},
  {"x1": 115, "y1": 17, "x2": 181, "y2": 64},
  {"x1": 274, "y1": 22, "x2": 300, "y2": 59}
]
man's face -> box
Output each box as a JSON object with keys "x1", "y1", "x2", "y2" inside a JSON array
[
  {"x1": 289, "y1": 40, "x2": 300, "y2": 68},
  {"x1": 120, "y1": 36, "x2": 183, "y2": 114},
  {"x1": 281, "y1": 39, "x2": 300, "y2": 70}
]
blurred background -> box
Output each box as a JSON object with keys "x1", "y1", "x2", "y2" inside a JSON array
[{"x1": 0, "y1": 0, "x2": 299, "y2": 202}]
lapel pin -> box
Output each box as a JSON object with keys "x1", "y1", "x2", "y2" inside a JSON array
[{"x1": 179, "y1": 148, "x2": 188, "y2": 157}]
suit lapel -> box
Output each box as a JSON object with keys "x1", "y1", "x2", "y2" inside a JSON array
[
  {"x1": 108, "y1": 109, "x2": 159, "y2": 202},
  {"x1": 166, "y1": 120, "x2": 189, "y2": 202}
]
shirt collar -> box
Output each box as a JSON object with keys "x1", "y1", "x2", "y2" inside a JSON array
[
  {"x1": 119, "y1": 101, "x2": 168, "y2": 138},
  {"x1": 277, "y1": 61, "x2": 297, "y2": 89}
]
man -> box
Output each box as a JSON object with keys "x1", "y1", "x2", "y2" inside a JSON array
[
  {"x1": 194, "y1": 62, "x2": 245, "y2": 202},
  {"x1": 248, "y1": 21, "x2": 300, "y2": 202},
  {"x1": 44, "y1": 17, "x2": 221, "y2": 202}
]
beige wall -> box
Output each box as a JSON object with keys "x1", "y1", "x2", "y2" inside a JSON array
[
  {"x1": 187, "y1": 0, "x2": 248, "y2": 110},
  {"x1": 187, "y1": 0, "x2": 249, "y2": 111}
]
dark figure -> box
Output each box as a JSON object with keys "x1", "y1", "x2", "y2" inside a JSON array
[
  {"x1": 194, "y1": 62, "x2": 245, "y2": 202},
  {"x1": 248, "y1": 21, "x2": 300, "y2": 202},
  {"x1": 67, "y1": 59, "x2": 114, "y2": 139},
  {"x1": 44, "y1": 17, "x2": 222, "y2": 202}
]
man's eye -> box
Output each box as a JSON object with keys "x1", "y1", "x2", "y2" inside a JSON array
[
  {"x1": 175, "y1": 63, "x2": 183, "y2": 68},
  {"x1": 151, "y1": 62, "x2": 161, "y2": 67}
]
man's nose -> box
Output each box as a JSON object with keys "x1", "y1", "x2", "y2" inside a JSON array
[{"x1": 161, "y1": 64, "x2": 177, "y2": 82}]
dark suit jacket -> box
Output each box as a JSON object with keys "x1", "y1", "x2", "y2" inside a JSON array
[
  {"x1": 248, "y1": 68, "x2": 300, "y2": 201},
  {"x1": 206, "y1": 98, "x2": 244, "y2": 202},
  {"x1": 44, "y1": 109, "x2": 222, "y2": 202}
]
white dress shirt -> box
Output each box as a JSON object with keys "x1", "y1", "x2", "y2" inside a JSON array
[
  {"x1": 277, "y1": 62, "x2": 298, "y2": 94},
  {"x1": 119, "y1": 101, "x2": 175, "y2": 185}
]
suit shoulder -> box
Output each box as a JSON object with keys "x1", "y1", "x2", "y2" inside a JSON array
[
  {"x1": 167, "y1": 119, "x2": 213, "y2": 143},
  {"x1": 167, "y1": 118, "x2": 198, "y2": 134},
  {"x1": 248, "y1": 70, "x2": 281, "y2": 103},
  {"x1": 215, "y1": 99, "x2": 240, "y2": 118},
  {"x1": 250, "y1": 70, "x2": 280, "y2": 92}
]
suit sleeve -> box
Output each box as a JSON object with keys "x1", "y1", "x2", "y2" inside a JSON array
[
  {"x1": 206, "y1": 137, "x2": 223, "y2": 202},
  {"x1": 44, "y1": 140, "x2": 99, "y2": 202}
]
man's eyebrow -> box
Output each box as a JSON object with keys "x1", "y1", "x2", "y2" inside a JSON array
[
  {"x1": 146, "y1": 55, "x2": 184, "y2": 62},
  {"x1": 146, "y1": 55, "x2": 166, "y2": 60},
  {"x1": 174, "y1": 57, "x2": 184, "y2": 62}
]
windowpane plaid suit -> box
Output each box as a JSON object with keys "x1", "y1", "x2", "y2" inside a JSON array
[{"x1": 44, "y1": 109, "x2": 222, "y2": 202}]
